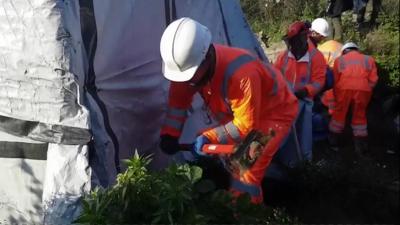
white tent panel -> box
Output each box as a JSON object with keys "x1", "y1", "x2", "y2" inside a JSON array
[
  {"x1": 0, "y1": 0, "x2": 267, "y2": 224},
  {"x1": 0, "y1": 157, "x2": 46, "y2": 224}
]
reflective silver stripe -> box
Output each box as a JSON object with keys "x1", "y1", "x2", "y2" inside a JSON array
[
  {"x1": 222, "y1": 54, "x2": 256, "y2": 113},
  {"x1": 231, "y1": 178, "x2": 261, "y2": 197},
  {"x1": 339, "y1": 56, "x2": 345, "y2": 73},
  {"x1": 344, "y1": 59, "x2": 363, "y2": 66},
  {"x1": 306, "y1": 48, "x2": 318, "y2": 83},
  {"x1": 351, "y1": 124, "x2": 367, "y2": 130},
  {"x1": 339, "y1": 55, "x2": 371, "y2": 73},
  {"x1": 167, "y1": 107, "x2": 187, "y2": 118},
  {"x1": 339, "y1": 58, "x2": 365, "y2": 73},
  {"x1": 225, "y1": 121, "x2": 241, "y2": 143},
  {"x1": 214, "y1": 125, "x2": 228, "y2": 144},
  {"x1": 311, "y1": 82, "x2": 321, "y2": 89},
  {"x1": 329, "y1": 120, "x2": 344, "y2": 133},
  {"x1": 164, "y1": 117, "x2": 184, "y2": 131},
  {"x1": 331, "y1": 119, "x2": 345, "y2": 128},
  {"x1": 364, "y1": 55, "x2": 371, "y2": 71},
  {"x1": 353, "y1": 128, "x2": 368, "y2": 136},
  {"x1": 286, "y1": 81, "x2": 295, "y2": 91},
  {"x1": 263, "y1": 62, "x2": 278, "y2": 95}
]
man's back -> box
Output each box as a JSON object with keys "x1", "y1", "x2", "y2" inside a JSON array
[{"x1": 333, "y1": 51, "x2": 377, "y2": 91}]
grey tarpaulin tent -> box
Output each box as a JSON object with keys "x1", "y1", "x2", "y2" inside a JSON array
[{"x1": 0, "y1": 0, "x2": 266, "y2": 224}]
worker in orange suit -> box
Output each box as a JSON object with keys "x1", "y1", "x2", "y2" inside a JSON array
[
  {"x1": 318, "y1": 40, "x2": 343, "y2": 68},
  {"x1": 158, "y1": 18, "x2": 298, "y2": 204},
  {"x1": 308, "y1": 18, "x2": 331, "y2": 48},
  {"x1": 329, "y1": 42, "x2": 378, "y2": 154},
  {"x1": 274, "y1": 21, "x2": 326, "y2": 162},
  {"x1": 319, "y1": 40, "x2": 344, "y2": 115}
]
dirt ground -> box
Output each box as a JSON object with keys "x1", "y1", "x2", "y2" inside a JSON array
[{"x1": 262, "y1": 86, "x2": 399, "y2": 224}]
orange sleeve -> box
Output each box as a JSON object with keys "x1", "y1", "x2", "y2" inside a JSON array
[
  {"x1": 304, "y1": 51, "x2": 326, "y2": 97},
  {"x1": 160, "y1": 82, "x2": 196, "y2": 137},
  {"x1": 202, "y1": 73, "x2": 261, "y2": 144},
  {"x1": 368, "y1": 57, "x2": 378, "y2": 89}
]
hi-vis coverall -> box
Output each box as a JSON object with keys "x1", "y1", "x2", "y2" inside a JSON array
[
  {"x1": 274, "y1": 43, "x2": 326, "y2": 161},
  {"x1": 319, "y1": 40, "x2": 343, "y2": 114},
  {"x1": 318, "y1": 40, "x2": 343, "y2": 69},
  {"x1": 329, "y1": 51, "x2": 378, "y2": 137},
  {"x1": 161, "y1": 44, "x2": 298, "y2": 203}
]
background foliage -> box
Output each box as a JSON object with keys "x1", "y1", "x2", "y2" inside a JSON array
[{"x1": 240, "y1": 0, "x2": 399, "y2": 88}]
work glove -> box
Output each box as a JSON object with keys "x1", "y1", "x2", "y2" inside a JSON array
[
  {"x1": 294, "y1": 88, "x2": 308, "y2": 99},
  {"x1": 192, "y1": 135, "x2": 210, "y2": 157},
  {"x1": 159, "y1": 134, "x2": 180, "y2": 155}
]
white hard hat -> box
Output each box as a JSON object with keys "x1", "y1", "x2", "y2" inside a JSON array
[
  {"x1": 160, "y1": 17, "x2": 212, "y2": 82},
  {"x1": 311, "y1": 18, "x2": 330, "y2": 37},
  {"x1": 341, "y1": 42, "x2": 359, "y2": 52}
]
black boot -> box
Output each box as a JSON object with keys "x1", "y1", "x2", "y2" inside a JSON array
[
  {"x1": 353, "y1": 136, "x2": 368, "y2": 156},
  {"x1": 328, "y1": 132, "x2": 341, "y2": 152}
]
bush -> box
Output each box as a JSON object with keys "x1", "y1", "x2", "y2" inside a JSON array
[
  {"x1": 241, "y1": 0, "x2": 326, "y2": 42},
  {"x1": 365, "y1": 1, "x2": 400, "y2": 88},
  {"x1": 75, "y1": 152, "x2": 297, "y2": 224},
  {"x1": 240, "y1": 0, "x2": 399, "y2": 88},
  {"x1": 340, "y1": 0, "x2": 400, "y2": 89}
]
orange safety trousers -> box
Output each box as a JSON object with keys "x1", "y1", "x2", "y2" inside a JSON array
[
  {"x1": 321, "y1": 89, "x2": 335, "y2": 115},
  {"x1": 329, "y1": 89, "x2": 372, "y2": 137}
]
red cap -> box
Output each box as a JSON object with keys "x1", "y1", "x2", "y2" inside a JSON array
[{"x1": 286, "y1": 21, "x2": 307, "y2": 39}]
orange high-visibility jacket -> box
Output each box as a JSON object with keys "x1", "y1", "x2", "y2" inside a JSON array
[
  {"x1": 333, "y1": 51, "x2": 378, "y2": 92},
  {"x1": 318, "y1": 40, "x2": 343, "y2": 69},
  {"x1": 274, "y1": 43, "x2": 326, "y2": 98},
  {"x1": 161, "y1": 44, "x2": 298, "y2": 144}
]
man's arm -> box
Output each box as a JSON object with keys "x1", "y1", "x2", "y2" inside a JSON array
[
  {"x1": 202, "y1": 73, "x2": 262, "y2": 144},
  {"x1": 160, "y1": 82, "x2": 196, "y2": 137}
]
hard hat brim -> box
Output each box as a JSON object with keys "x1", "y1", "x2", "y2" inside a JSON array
[
  {"x1": 162, "y1": 62, "x2": 199, "y2": 82},
  {"x1": 310, "y1": 28, "x2": 329, "y2": 37},
  {"x1": 341, "y1": 42, "x2": 359, "y2": 52}
]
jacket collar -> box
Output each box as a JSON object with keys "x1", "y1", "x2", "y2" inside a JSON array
[{"x1": 288, "y1": 51, "x2": 310, "y2": 62}]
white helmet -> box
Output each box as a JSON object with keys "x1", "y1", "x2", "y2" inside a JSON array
[
  {"x1": 311, "y1": 18, "x2": 330, "y2": 37},
  {"x1": 160, "y1": 17, "x2": 212, "y2": 82},
  {"x1": 341, "y1": 42, "x2": 359, "y2": 52}
]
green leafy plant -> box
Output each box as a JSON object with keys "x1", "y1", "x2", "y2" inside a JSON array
[
  {"x1": 240, "y1": 0, "x2": 326, "y2": 42},
  {"x1": 75, "y1": 151, "x2": 296, "y2": 224}
]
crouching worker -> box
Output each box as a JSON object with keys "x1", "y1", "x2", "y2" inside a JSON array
[
  {"x1": 274, "y1": 21, "x2": 326, "y2": 161},
  {"x1": 328, "y1": 42, "x2": 378, "y2": 155},
  {"x1": 158, "y1": 18, "x2": 298, "y2": 204}
]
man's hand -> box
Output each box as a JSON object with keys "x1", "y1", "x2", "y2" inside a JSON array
[
  {"x1": 159, "y1": 134, "x2": 180, "y2": 155},
  {"x1": 294, "y1": 88, "x2": 308, "y2": 99},
  {"x1": 192, "y1": 135, "x2": 210, "y2": 157}
]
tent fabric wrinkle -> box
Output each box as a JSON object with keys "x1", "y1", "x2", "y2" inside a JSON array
[
  {"x1": 0, "y1": 114, "x2": 91, "y2": 145},
  {"x1": 0, "y1": 141, "x2": 48, "y2": 159}
]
